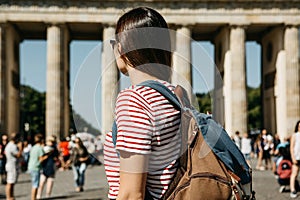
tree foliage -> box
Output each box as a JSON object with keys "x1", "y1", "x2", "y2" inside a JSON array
[
  {"x1": 20, "y1": 85, "x2": 46, "y2": 137},
  {"x1": 247, "y1": 86, "x2": 262, "y2": 130},
  {"x1": 20, "y1": 85, "x2": 101, "y2": 139},
  {"x1": 195, "y1": 92, "x2": 212, "y2": 113}
]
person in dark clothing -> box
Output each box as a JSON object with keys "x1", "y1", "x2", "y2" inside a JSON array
[
  {"x1": 0, "y1": 133, "x2": 8, "y2": 185},
  {"x1": 65, "y1": 137, "x2": 89, "y2": 192},
  {"x1": 37, "y1": 137, "x2": 59, "y2": 199}
]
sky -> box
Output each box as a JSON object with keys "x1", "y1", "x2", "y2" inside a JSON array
[{"x1": 20, "y1": 40, "x2": 261, "y2": 130}]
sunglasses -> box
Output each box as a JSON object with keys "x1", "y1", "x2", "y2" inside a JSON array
[{"x1": 110, "y1": 39, "x2": 117, "y2": 50}]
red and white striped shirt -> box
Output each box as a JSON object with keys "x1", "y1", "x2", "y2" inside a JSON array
[{"x1": 104, "y1": 80, "x2": 181, "y2": 200}]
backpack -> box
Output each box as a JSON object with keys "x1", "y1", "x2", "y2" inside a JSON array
[
  {"x1": 277, "y1": 159, "x2": 292, "y2": 180},
  {"x1": 112, "y1": 80, "x2": 255, "y2": 200}
]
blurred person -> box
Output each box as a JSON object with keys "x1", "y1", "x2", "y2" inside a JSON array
[
  {"x1": 263, "y1": 134, "x2": 274, "y2": 170},
  {"x1": 241, "y1": 132, "x2": 252, "y2": 167},
  {"x1": 290, "y1": 120, "x2": 300, "y2": 198},
  {"x1": 37, "y1": 138, "x2": 58, "y2": 199},
  {"x1": 255, "y1": 133, "x2": 264, "y2": 170},
  {"x1": 65, "y1": 137, "x2": 89, "y2": 192},
  {"x1": 95, "y1": 136, "x2": 103, "y2": 153},
  {"x1": 273, "y1": 139, "x2": 293, "y2": 193},
  {"x1": 233, "y1": 131, "x2": 241, "y2": 149},
  {"x1": 5, "y1": 133, "x2": 23, "y2": 200},
  {"x1": 58, "y1": 137, "x2": 71, "y2": 170},
  {"x1": 0, "y1": 133, "x2": 8, "y2": 185},
  {"x1": 273, "y1": 133, "x2": 281, "y2": 151},
  {"x1": 272, "y1": 136, "x2": 289, "y2": 175},
  {"x1": 28, "y1": 134, "x2": 48, "y2": 200},
  {"x1": 22, "y1": 140, "x2": 32, "y2": 172}
]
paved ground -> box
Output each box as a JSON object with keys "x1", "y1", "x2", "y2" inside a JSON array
[{"x1": 0, "y1": 158, "x2": 297, "y2": 200}]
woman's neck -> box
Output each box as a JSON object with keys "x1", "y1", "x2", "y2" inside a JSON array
[{"x1": 127, "y1": 67, "x2": 157, "y2": 85}]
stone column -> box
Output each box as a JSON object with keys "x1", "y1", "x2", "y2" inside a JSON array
[
  {"x1": 262, "y1": 27, "x2": 283, "y2": 136},
  {"x1": 284, "y1": 26, "x2": 300, "y2": 135},
  {"x1": 172, "y1": 27, "x2": 192, "y2": 98},
  {"x1": 46, "y1": 24, "x2": 70, "y2": 139},
  {"x1": 0, "y1": 24, "x2": 6, "y2": 133},
  {"x1": 213, "y1": 28, "x2": 228, "y2": 127},
  {"x1": 0, "y1": 24, "x2": 20, "y2": 134},
  {"x1": 224, "y1": 26, "x2": 247, "y2": 135},
  {"x1": 101, "y1": 26, "x2": 119, "y2": 135}
]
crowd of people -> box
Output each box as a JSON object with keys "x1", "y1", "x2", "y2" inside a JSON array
[
  {"x1": 0, "y1": 132, "x2": 103, "y2": 200},
  {"x1": 232, "y1": 120, "x2": 300, "y2": 198}
]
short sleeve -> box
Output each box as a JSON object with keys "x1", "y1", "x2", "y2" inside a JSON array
[
  {"x1": 38, "y1": 147, "x2": 44, "y2": 157},
  {"x1": 115, "y1": 88, "x2": 153, "y2": 155},
  {"x1": 12, "y1": 145, "x2": 19, "y2": 156}
]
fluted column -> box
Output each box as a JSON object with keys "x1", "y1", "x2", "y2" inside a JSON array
[
  {"x1": 224, "y1": 26, "x2": 247, "y2": 135},
  {"x1": 213, "y1": 28, "x2": 227, "y2": 127},
  {"x1": 0, "y1": 24, "x2": 6, "y2": 133},
  {"x1": 172, "y1": 27, "x2": 192, "y2": 98},
  {"x1": 101, "y1": 26, "x2": 119, "y2": 135},
  {"x1": 46, "y1": 24, "x2": 70, "y2": 139},
  {"x1": 284, "y1": 26, "x2": 300, "y2": 134},
  {"x1": 0, "y1": 24, "x2": 20, "y2": 134}
]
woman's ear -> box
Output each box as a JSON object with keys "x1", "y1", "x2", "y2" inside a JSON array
[{"x1": 117, "y1": 43, "x2": 122, "y2": 54}]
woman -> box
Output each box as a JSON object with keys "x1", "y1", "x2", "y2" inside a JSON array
[
  {"x1": 66, "y1": 137, "x2": 89, "y2": 192},
  {"x1": 104, "y1": 7, "x2": 181, "y2": 200},
  {"x1": 290, "y1": 120, "x2": 300, "y2": 198},
  {"x1": 37, "y1": 137, "x2": 59, "y2": 198},
  {"x1": 255, "y1": 133, "x2": 264, "y2": 170}
]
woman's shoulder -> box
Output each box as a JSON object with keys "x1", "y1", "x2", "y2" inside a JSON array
[{"x1": 119, "y1": 80, "x2": 175, "y2": 98}]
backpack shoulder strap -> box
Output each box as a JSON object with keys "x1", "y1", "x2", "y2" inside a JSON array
[
  {"x1": 138, "y1": 80, "x2": 181, "y2": 110},
  {"x1": 112, "y1": 80, "x2": 181, "y2": 146}
]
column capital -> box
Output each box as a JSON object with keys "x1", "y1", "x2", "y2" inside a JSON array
[
  {"x1": 102, "y1": 23, "x2": 116, "y2": 29},
  {"x1": 284, "y1": 24, "x2": 300, "y2": 29},
  {"x1": 174, "y1": 24, "x2": 193, "y2": 30},
  {"x1": 0, "y1": 22, "x2": 8, "y2": 28},
  {"x1": 46, "y1": 23, "x2": 70, "y2": 42},
  {"x1": 228, "y1": 24, "x2": 248, "y2": 30},
  {"x1": 0, "y1": 23, "x2": 16, "y2": 30},
  {"x1": 45, "y1": 22, "x2": 69, "y2": 29}
]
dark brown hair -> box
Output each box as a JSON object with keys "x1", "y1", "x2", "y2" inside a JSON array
[
  {"x1": 75, "y1": 137, "x2": 84, "y2": 148},
  {"x1": 34, "y1": 133, "x2": 43, "y2": 143},
  {"x1": 295, "y1": 120, "x2": 300, "y2": 133},
  {"x1": 116, "y1": 7, "x2": 171, "y2": 80}
]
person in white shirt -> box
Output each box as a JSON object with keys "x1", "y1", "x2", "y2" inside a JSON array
[
  {"x1": 5, "y1": 133, "x2": 23, "y2": 200},
  {"x1": 290, "y1": 120, "x2": 300, "y2": 198},
  {"x1": 241, "y1": 132, "x2": 252, "y2": 167}
]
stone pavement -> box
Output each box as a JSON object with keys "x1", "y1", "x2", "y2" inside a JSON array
[
  {"x1": 0, "y1": 164, "x2": 109, "y2": 200},
  {"x1": 0, "y1": 158, "x2": 298, "y2": 200}
]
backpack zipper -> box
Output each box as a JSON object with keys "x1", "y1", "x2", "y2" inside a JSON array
[{"x1": 170, "y1": 172, "x2": 231, "y2": 199}]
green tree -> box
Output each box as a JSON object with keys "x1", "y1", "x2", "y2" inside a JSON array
[
  {"x1": 247, "y1": 86, "x2": 262, "y2": 130},
  {"x1": 20, "y1": 85, "x2": 46, "y2": 139},
  {"x1": 195, "y1": 92, "x2": 212, "y2": 113},
  {"x1": 20, "y1": 85, "x2": 101, "y2": 139}
]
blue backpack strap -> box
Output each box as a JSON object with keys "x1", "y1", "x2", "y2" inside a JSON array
[
  {"x1": 138, "y1": 80, "x2": 181, "y2": 110},
  {"x1": 112, "y1": 121, "x2": 118, "y2": 146},
  {"x1": 111, "y1": 80, "x2": 181, "y2": 147}
]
